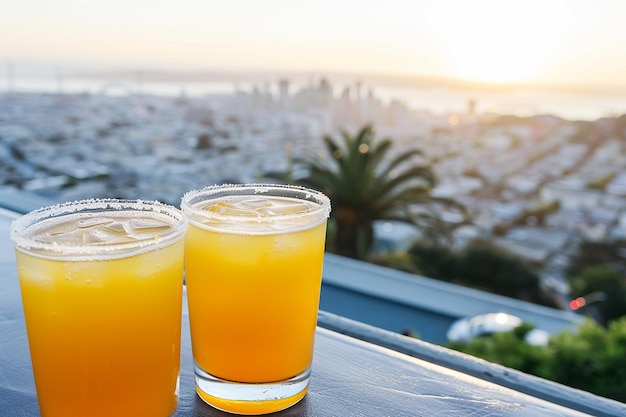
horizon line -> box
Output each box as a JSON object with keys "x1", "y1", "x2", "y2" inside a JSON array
[
  {"x1": 7, "y1": 61, "x2": 623, "y2": 97},
  {"x1": 84, "y1": 68, "x2": 626, "y2": 96}
]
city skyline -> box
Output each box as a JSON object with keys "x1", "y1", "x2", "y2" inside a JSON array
[{"x1": 2, "y1": 0, "x2": 626, "y2": 91}]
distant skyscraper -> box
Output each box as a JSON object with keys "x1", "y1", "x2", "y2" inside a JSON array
[
  {"x1": 318, "y1": 78, "x2": 333, "y2": 108},
  {"x1": 467, "y1": 99, "x2": 476, "y2": 115},
  {"x1": 319, "y1": 78, "x2": 331, "y2": 96},
  {"x1": 355, "y1": 80, "x2": 362, "y2": 102},
  {"x1": 334, "y1": 86, "x2": 353, "y2": 127},
  {"x1": 278, "y1": 79, "x2": 290, "y2": 108},
  {"x1": 341, "y1": 86, "x2": 351, "y2": 101}
]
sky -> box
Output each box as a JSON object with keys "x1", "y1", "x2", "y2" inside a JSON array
[{"x1": 2, "y1": 0, "x2": 626, "y2": 90}]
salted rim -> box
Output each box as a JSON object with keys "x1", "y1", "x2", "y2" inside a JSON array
[
  {"x1": 11, "y1": 199, "x2": 187, "y2": 260},
  {"x1": 180, "y1": 183, "x2": 331, "y2": 234}
]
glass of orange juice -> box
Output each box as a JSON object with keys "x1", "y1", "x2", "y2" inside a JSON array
[
  {"x1": 10, "y1": 199, "x2": 187, "y2": 417},
  {"x1": 181, "y1": 184, "x2": 331, "y2": 415}
]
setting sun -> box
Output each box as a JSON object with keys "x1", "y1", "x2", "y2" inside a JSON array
[
  {"x1": 1, "y1": 0, "x2": 626, "y2": 90},
  {"x1": 428, "y1": 0, "x2": 573, "y2": 84}
]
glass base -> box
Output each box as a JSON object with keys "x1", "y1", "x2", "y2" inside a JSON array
[{"x1": 194, "y1": 365, "x2": 310, "y2": 415}]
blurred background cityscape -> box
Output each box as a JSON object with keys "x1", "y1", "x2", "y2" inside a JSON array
[{"x1": 2, "y1": 0, "x2": 626, "y2": 401}]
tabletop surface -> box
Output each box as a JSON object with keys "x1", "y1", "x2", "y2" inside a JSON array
[{"x1": 0, "y1": 207, "x2": 623, "y2": 417}]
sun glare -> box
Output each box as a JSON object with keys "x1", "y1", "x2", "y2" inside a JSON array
[{"x1": 428, "y1": 0, "x2": 572, "y2": 84}]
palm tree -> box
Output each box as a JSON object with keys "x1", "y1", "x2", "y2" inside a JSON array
[{"x1": 296, "y1": 125, "x2": 464, "y2": 259}]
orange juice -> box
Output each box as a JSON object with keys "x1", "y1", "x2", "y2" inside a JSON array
[
  {"x1": 11, "y1": 200, "x2": 186, "y2": 417},
  {"x1": 185, "y1": 219, "x2": 326, "y2": 382},
  {"x1": 181, "y1": 185, "x2": 330, "y2": 415}
]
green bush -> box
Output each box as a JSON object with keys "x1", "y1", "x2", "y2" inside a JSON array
[
  {"x1": 408, "y1": 239, "x2": 555, "y2": 306},
  {"x1": 568, "y1": 265, "x2": 626, "y2": 324},
  {"x1": 448, "y1": 318, "x2": 626, "y2": 402},
  {"x1": 407, "y1": 242, "x2": 459, "y2": 281},
  {"x1": 540, "y1": 319, "x2": 626, "y2": 401},
  {"x1": 457, "y1": 239, "x2": 540, "y2": 299},
  {"x1": 448, "y1": 323, "x2": 546, "y2": 373},
  {"x1": 567, "y1": 239, "x2": 626, "y2": 276}
]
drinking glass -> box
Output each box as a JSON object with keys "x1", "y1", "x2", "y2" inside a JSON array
[
  {"x1": 181, "y1": 184, "x2": 331, "y2": 415},
  {"x1": 11, "y1": 199, "x2": 187, "y2": 417}
]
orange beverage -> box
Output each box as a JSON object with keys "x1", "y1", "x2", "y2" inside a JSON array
[
  {"x1": 11, "y1": 200, "x2": 187, "y2": 417},
  {"x1": 181, "y1": 184, "x2": 330, "y2": 415}
]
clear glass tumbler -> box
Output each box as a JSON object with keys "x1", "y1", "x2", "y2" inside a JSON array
[
  {"x1": 181, "y1": 184, "x2": 331, "y2": 415},
  {"x1": 11, "y1": 199, "x2": 187, "y2": 417}
]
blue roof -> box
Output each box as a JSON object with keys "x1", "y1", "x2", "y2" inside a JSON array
[{"x1": 321, "y1": 253, "x2": 583, "y2": 343}]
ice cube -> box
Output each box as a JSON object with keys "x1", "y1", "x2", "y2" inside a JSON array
[
  {"x1": 237, "y1": 198, "x2": 274, "y2": 211},
  {"x1": 258, "y1": 202, "x2": 310, "y2": 216},
  {"x1": 41, "y1": 220, "x2": 82, "y2": 237},
  {"x1": 37, "y1": 228, "x2": 83, "y2": 244},
  {"x1": 128, "y1": 218, "x2": 170, "y2": 230},
  {"x1": 202, "y1": 201, "x2": 260, "y2": 217},
  {"x1": 83, "y1": 227, "x2": 131, "y2": 245},
  {"x1": 77, "y1": 218, "x2": 113, "y2": 229},
  {"x1": 124, "y1": 218, "x2": 171, "y2": 241},
  {"x1": 82, "y1": 229, "x2": 106, "y2": 244},
  {"x1": 103, "y1": 221, "x2": 129, "y2": 234}
]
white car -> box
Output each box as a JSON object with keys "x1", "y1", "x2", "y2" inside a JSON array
[{"x1": 446, "y1": 312, "x2": 550, "y2": 346}]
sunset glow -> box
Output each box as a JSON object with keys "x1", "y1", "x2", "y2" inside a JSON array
[
  {"x1": 427, "y1": 0, "x2": 573, "y2": 83},
  {"x1": 1, "y1": 0, "x2": 626, "y2": 89}
]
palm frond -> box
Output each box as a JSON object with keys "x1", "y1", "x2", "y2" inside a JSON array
[
  {"x1": 380, "y1": 148, "x2": 425, "y2": 177},
  {"x1": 297, "y1": 124, "x2": 466, "y2": 257}
]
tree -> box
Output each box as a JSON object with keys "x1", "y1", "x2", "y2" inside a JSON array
[
  {"x1": 296, "y1": 125, "x2": 461, "y2": 259},
  {"x1": 407, "y1": 242, "x2": 459, "y2": 282},
  {"x1": 457, "y1": 239, "x2": 542, "y2": 301},
  {"x1": 565, "y1": 239, "x2": 626, "y2": 324},
  {"x1": 408, "y1": 238, "x2": 555, "y2": 307},
  {"x1": 567, "y1": 239, "x2": 626, "y2": 277},
  {"x1": 448, "y1": 318, "x2": 626, "y2": 403},
  {"x1": 568, "y1": 265, "x2": 626, "y2": 325}
]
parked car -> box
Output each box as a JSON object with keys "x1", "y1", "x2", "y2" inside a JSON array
[{"x1": 446, "y1": 312, "x2": 550, "y2": 346}]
